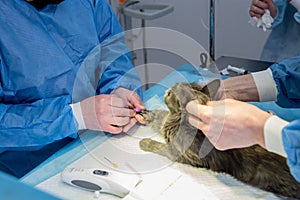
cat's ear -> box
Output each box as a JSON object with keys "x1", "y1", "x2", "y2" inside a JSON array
[
  {"x1": 171, "y1": 83, "x2": 197, "y2": 108},
  {"x1": 202, "y1": 79, "x2": 221, "y2": 100}
]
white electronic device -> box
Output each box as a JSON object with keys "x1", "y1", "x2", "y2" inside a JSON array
[{"x1": 61, "y1": 167, "x2": 141, "y2": 198}]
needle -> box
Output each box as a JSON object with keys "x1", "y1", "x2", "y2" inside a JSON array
[
  {"x1": 128, "y1": 106, "x2": 151, "y2": 116},
  {"x1": 125, "y1": 162, "x2": 143, "y2": 187},
  {"x1": 104, "y1": 157, "x2": 118, "y2": 168}
]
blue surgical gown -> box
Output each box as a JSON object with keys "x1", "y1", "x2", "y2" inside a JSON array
[
  {"x1": 0, "y1": 0, "x2": 142, "y2": 177},
  {"x1": 261, "y1": 0, "x2": 300, "y2": 62},
  {"x1": 269, "y1": 57, "x2": 300, "y2": 182}
]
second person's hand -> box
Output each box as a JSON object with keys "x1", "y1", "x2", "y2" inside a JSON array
[
  {"x1": 249, "y1": 0, "x2": 277, "y2": 18},
  {"x1": 186, "y1": 99, "x2": 272, "y2": 150}
]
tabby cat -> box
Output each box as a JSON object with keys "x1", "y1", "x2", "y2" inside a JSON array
[{"x1": 139, "y1": 81, "x2": 300, "y2": 199}]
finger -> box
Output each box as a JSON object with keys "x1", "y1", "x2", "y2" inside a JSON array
[
  {"x1": 264, "y1": 0, "x2": 275, "y2": 6},
  {"x1": 209, "y1": 98, "x2": 238, "y2": 106},
  {"x1": 128, "y1": 92, "x2": 146, "y2": 110},
  {"x1": 186, "y1": 101, "x2": 211, "y2": 123},
  {"x1": 206, "y1": 100, "x2": 226, "y2": 106},
  {"x1": 188, "y1": 116, "x2": 220, "y2": 146},
  {"x1": 111, "y1": 116, "x2": 131, "y2": 127},
  {"x1": 188, "y1": 115, "x2": 208, "y2": 133},
  {"x1": 101, "y1": 123, "x2": 123, "y2": 134},
  {"x1": 114, "y1": 88, "x2": 146, "y2": 109},
  {"x1": 253, "y1": 0, "x2": 268, "y2": 9},
  {"x1": 111, "y1": 107, "x2": 135, "y2": 117},
  {"x1": 186, "y1": 100, "x2": 199, "y2": 115},
  {"x1": 135, "y1": 114, "x2": 147, "y2": 124},
  {"x1": 264, "y1": 0, "x2": 277, "y2": 17},
  {"x1": 122, "y1": 118, "x2": 137, "y2": 133},
  {"x1": 110, "y1": 95, "x2": 127, "y2": 108},
  {"x1": 250, "y1": 5, "x2": 265, "y2": 16},
  {"x1": 107, "y1": 125, "x2": 123, "y2": 134},
  {"x1": 250, "y1": 2, "x2": 267, "y2": 16},
  {"x1": 249, "y1": 10, "x2": 261, "y2": 18}
]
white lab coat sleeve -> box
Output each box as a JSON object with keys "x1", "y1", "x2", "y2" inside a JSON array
[
  {"x1": 251, "y1": 68, "x2": 278, "y2": 102},
  {"x1": 264, "y1": 115, "x2": 289, "y2": 157},
  {"x1": 70, "y1": 102, "x2": 86, "y2": 130}
]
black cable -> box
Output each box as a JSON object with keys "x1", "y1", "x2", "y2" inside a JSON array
[{"x1": 209, "y1": 0, "x2": 215, "y2": 61}]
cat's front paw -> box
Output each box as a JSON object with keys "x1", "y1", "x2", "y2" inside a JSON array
[{"x1": 139, "y1": 138, "x2": 154, "y2": 152}]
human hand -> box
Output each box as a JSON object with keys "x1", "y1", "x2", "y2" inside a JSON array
[
  {"x1": 80, "y1": 94, "x2": 137, "y2": 134},
  {"x1": 113, "y1": 87, "x2": 146, "y2": 132},
  {"x1": 249, "y1": 0, "x2": 277, "y2": 18},
  {"x1": 186, "y1": 99, "x2": 272, "y2": 150}
]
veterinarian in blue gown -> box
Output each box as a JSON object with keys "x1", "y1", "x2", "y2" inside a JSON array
[
  {"x1": 249, "y1": 0, "x2": 300, "y2": 62},
  {"x1": 186, "y1": 56, "x2": 300, "y2": 182},
  {"x1": 0, "y1": 0, "x2": 145, "y2": 178}
]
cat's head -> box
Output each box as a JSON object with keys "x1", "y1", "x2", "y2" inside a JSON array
[
  {"x1": 162, "y1": 80, "x2": 220, "y2": 158},
  {"x1": 164, "y1": 79, "x2": 220, "y2": 114}
]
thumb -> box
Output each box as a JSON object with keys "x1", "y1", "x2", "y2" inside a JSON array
[
  {"x1": 265, "y1": 0, "x2": 277, "y2": 17},
  {"x1": 186, "y1": 100, "x2": 208, "y2": 120}
]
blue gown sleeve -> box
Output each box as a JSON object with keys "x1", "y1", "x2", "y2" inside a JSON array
[
  {"x1": 93, "y1": 0, "x2": 142, "y2": 96},
  {"x1": 272, "y1": 0, "x2": 300, "y2": 27},
  {"x1": 0, "y1": 92, "x2": 78, "y2": 153},
  {"x1": 269, "y1": 56, "x2": 300, "y2": 108},
  {"x1": 282, "y1": 120, "x2": 300, "y2": 182},
  {"x1": 271, "y1": 0, "x2": 288, "y2": 28},
  {"x1": 271, "y1": 56, "x2": 300, "y2": 182}
]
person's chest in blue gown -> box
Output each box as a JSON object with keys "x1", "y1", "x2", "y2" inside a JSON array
[{"x1": 0, "y1": 0, "x2": 100, "y2": 103}]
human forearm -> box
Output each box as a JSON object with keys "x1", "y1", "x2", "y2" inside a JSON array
[
  {"x1": 0, "y1": 96, "x2": 78, "y2": 151},
  {"x1": 217, "y1": 68, "x2": 278, "y2": 102},
  {"x1": 217, "y1": 74, "x2": 260, "y2": 101}
]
